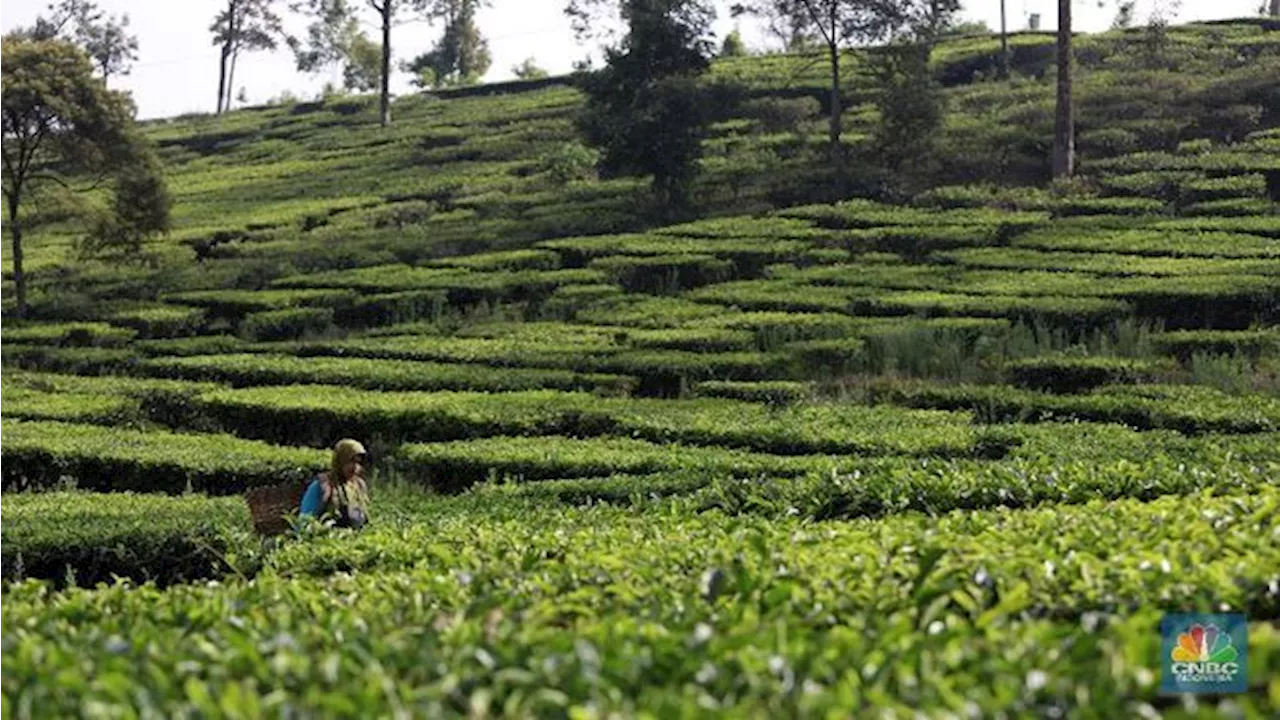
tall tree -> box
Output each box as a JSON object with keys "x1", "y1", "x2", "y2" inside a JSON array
[
  {"x1": 404, "y1": 0, "x2": 492, "y2": 89},
  {"x1": 569, "y1": 0, "x2": 720, "y2": 213},
  {"x1": 22, "y1": 1, "x2": 139, "y2": 82},
  {"x1": 720, "y1": 28, "x2": 747, "y2": 56},
  {"x1": 1053, "y1": 0, "x2": 1074, "y2": 177},
  {"x1": 212, "y1": 0, "x2": 284, "y2": 114},
  {"x1": 289, "y1": 1, "x2": 381, "y2": 91},
  {"x1": 2, "y1": 37, "x2": 170, "y2": 318},
  {"x1": 292, "y1": 0, "x2": 446, "y2": 126},
  {"x1": 1270, "y1": 0, "x2": 1278, "y2": 17},
  {"x1": 733, "y1": 1, "x2": 954, "y2": 189}
]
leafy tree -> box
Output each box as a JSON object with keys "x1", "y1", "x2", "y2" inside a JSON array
[
  {"x1": 2, "y1": 37, "x2": 170, "y2": 317},
  {"x1": 539, "y1": 142, "x2": 600, "y2": 184},
  {"x1": 344, "y1": 31, "x2": 383, "y2": 91},
  {"x1": 82, "y1": 151, "x2": 171, "y2": 261},
  {"x1": 511, "y1": 57, "x2": 549, "y2": 80},
  {"x1": 20, "y1": 1, "x2": 139, "y2": 82},
  {"x1": 212, "y1": 0, "x2": 284, "y2": 114},
  {"x1": 404, "y1": 0, "x2": 492, "y2": 89},
  {"x1": 720, "y1": 28, "x2": 747, "y2": 56},
  {"x1": 290, "y1": 0, "x2": 365, "y2": 90},
  {"x1": 570, "y1": 0, "x2": 722, "y2": 214},
  {"x1": 1112, "y1": 1, "x2": 1135, "y2": 29},
  {"x1": 868, "y1": 40, "x2": 943, "y2": 196},
  {"x1": 293, "y1": 0, "x2": 457, "y2": 126},
  {"x1": 732, "y1": 1, "x2": 956, "y2": 189}
]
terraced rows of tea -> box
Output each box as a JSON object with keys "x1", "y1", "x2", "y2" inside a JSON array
[{"x1": 4, "y1": 21, "x2": 1280, "y2": 716}]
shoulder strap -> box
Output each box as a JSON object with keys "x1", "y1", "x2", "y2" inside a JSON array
[
  {"x1": 332, "y1": 481, "x2": 351, "y2": 509},
  {"x1": 320, "y1": 473, "x2": 334, "y2": 505}
]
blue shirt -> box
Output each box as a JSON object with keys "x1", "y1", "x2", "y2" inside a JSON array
[{"x1": 299, "y1": 476, "x2": 326, "y2": 517}]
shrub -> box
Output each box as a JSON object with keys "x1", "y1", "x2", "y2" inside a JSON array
[
  {"x1": 1005, "y1": 354, "x2": 1160, "y2": 393},
  {"x1": 0, "y1": 419, "x2": 323, "y2": 494},
  {"x1": 589, "y1": 254, "x2": 735, "y2": 294},
  {"x1": 239, "y1": 307, "x2": 336, "y2": 341},
  {"x1": 538, "y1": 142, "x2": 601, "y2": 185},
  {"x1": 740, "y1": 96, "x2": 820, "y2": 133},
  {"x1": 1, "y1": 492, "x2": 252, "y2": 586},
  {"x1": 333, "y1": 291, "x2": 447, "y2": 328}
]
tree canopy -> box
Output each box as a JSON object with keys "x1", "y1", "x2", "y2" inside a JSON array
[
  {"x1": 2, "y1": 36, "x2": 170, "y2": 317},
  {"x1": 18, "y1": 0, "x2": 139, "y2": 82},
  {"x1": 211, "y1": 0, "x2": 285, "y2": 113},
  {"x1": 575, "y1": 0, "x2": 725, "y2": 214}
]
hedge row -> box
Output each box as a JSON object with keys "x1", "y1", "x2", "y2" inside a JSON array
[
  {"x1": 0, "y1": 419, "x2": 323, "y2": 494},
  {"x1": 0, "y1": 492, "x2": 252, "y2": 586},
  {"x1": 4, "y1": 490, "x2": 1278, "y2": 715},
  {"x1": 188, "y1": 384, "x2": 991, "y2": 459},
  {"x1": 2, "y1": 322, "x2": 137, "y2": 347},
  {"x1": 1150, "y1": 328, "x2": 1280, "y2": 361},
  {"x1": 940, "y1": 247, "x2": 1280, "y2": 277},
  {"x1": 867, "y1": 380, "x2": 1280, "y2": 434},
  {"x1": 137, "y1": 353, "x2": 634, "y2": 395},
  {"x1": 399, "y1": 435, "x2": 818, "y2": 492},
  {"x1": 1004, "y1": 354, "x2": 1170, "y2": 393},
  {"x1": 1014, "y1": 228, "x2": 1280, "y2": 258}
]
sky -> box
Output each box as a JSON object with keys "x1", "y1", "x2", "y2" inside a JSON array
[{"x1": 0, "y1": 0, "x2": 1268, "y2": 120}]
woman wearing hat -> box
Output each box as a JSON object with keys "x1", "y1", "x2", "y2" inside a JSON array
[{"x1": 300, "y1": 438, "x2": 372, "y2": 529}]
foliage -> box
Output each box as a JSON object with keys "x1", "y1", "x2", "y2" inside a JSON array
[
  {"x1": 576, "y1": 0, "x2": 719, "y2": 212},
  {"x1": 1, "y1": 492, "x2": 253, "y2": 585},
  {"x1": 0, "y1": 418, "x2": 324, "y2": 493},
  {"x1": 210, "y1": 0, "x2": 285, "y2": 113},
  {"x1": 288, "y1": 0, "x2": 388, "y2": 93},
  {"x1": 511, "y1": 56, "x2": 549, "y2": 80},
  {"x1": 2, "y1": 20, "x2": 1279, "y2": 714},
  {"x1": 868, "y1": 40, "x2": 945, "y2": 196},
  {"x1": 404, "y1": 0, "x2": 492, "y2": 89},
  {"x1": 720, "y1": 28, "x2": 747, "y2": 56},
  {"x1": 1, "y1": 36, "x2": 170, "y2": 316},
  {"x1": 537, "y1": 142, "x2": 601, "y2": 185},
  {"x1": 19, "y1": 0, "x2": 139, "y2": 80}
]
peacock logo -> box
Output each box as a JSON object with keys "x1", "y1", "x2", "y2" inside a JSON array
[
  {"x1": 1162, "y1": 614, "x2": 1247, "y2": 694},
  {"x1": 1171, "y1": 623, "x2": 1238, "y2": 664}
]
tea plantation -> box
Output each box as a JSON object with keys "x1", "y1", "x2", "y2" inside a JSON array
[{"x1": 3, "y1": 19, "x2": 1279, "y2": 717}]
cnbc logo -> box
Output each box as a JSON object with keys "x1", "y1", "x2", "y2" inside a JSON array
[{"x1": 1161, "y1": 613, "x2": 1248, "y2": 695}]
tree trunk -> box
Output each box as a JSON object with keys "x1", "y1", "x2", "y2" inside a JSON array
[
  {"x1": 1270, "y1": 0, "x2": 1279, "y2": 17},
  {"x1": 8, "y1": 191, "x2": 26, "y2": 319},
  {"x1": 827, "y1": 40, "x2": 840, "y2": 154},
  {"x1": 226, "y1": 48, "x2": 239, "y2": 111},
  {"x1": 827, "y1": 36, "x2": 844, "y2": 199},
  {"x1": 1053, "y1": 0, "x2": 1074, "y2": 178},
  {"x1": 217, "y1": 46, "x2": 229, "y2": 114},
  {"x1": 217, "y1": 0, "x2": 236, "y2": 114},
  {"x1": 379, "y1": 2, "x2": 393, "y2": 127},
  {"x1": 999, "y1": 0, "x2": 1010, "y2": 79}
]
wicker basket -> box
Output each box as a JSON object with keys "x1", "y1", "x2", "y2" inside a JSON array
[{"x1": 245, "y1": 478, "x2": 310, "y2": 536}]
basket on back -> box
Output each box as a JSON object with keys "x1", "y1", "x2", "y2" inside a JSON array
[{"x1": 245, "y1": 478, "x2": 309, "y2": 536}]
